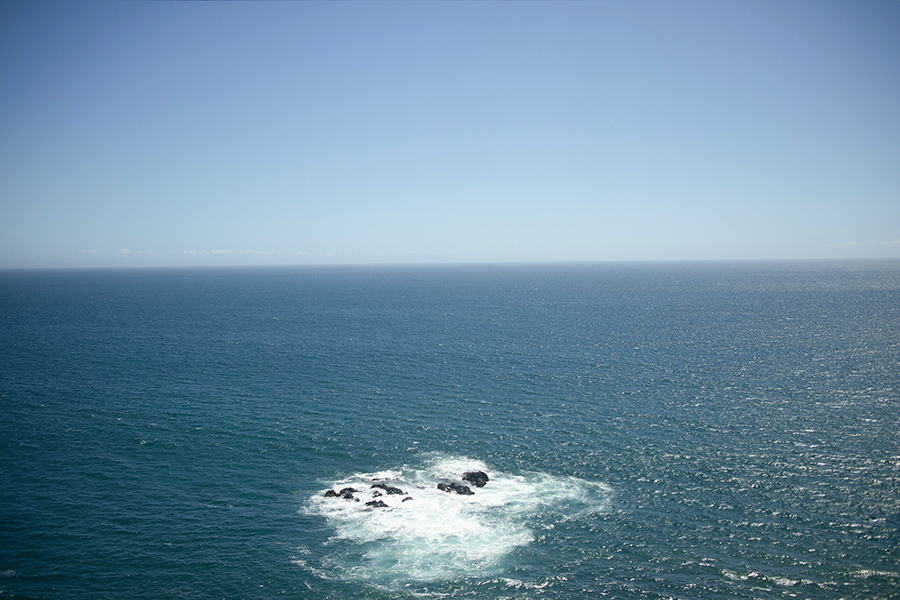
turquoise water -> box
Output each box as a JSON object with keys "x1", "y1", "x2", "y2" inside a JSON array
[{"x1": 1, "y1": 261, "x2": 898, "y2": 599}]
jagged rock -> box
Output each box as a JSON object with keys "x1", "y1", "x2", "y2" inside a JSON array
[
  {"x1": 366, "y1": 500, "x2": 388, "y2": 508},
  {"x1": 371, "y1": 483, "x2": 405, "y2": 495},
  {"x1": 462, "y1": 471, "x2": 489, "y2": 488},
  {"x1": 402, "y1": 496, "x2": 413, "y2": 502},
  {"x1": 325, "y1": 487, "x2": 360, "y2": 501},
  {"x1": 438, "y1": 482, "x2": 474, "y2": 495},
  {"x1": 340, "y1": 488, "x2": 359, "y2": 500},
  {"x1": 372, "y1": 490, "x2": 382, "y2": 497}
]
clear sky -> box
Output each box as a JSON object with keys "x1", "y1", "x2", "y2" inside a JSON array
[{"x1": 1, "y1": 0, "x2": 898, "y2": 268}]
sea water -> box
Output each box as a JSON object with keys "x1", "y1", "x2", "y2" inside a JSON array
[{"x1": 1, "y1": 261, "x2": 898, "y2": 599}]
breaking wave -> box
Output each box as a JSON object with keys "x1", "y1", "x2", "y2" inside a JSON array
[{"x1": 301, "y1": 455, "x2": 612, "y2": 584}]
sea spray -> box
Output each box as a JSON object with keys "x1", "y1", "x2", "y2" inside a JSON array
[{"x1": 302, "y1": 456, "x2": 613, "y2": 584}]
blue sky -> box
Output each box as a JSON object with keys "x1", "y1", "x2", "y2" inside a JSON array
[{"x1": 1, "y1": 0, "x2": 898, "y2": 268}]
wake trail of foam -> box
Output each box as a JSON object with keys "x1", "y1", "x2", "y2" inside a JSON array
[{"x1": 302, "y1": 455, "x2": 612, "y2": 584}]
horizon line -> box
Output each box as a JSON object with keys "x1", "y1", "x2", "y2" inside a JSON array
[{"x1": 2, "y1": 256, "x2": 899, "y2": 273}]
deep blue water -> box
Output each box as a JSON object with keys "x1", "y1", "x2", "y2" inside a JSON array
[{"x1": 1, "y1": 261, "x2": 898, "y2": 599}]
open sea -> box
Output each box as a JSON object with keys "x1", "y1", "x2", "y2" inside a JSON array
[{"x1": 1, "y1": 260, "x2": 898, "y2": 600}]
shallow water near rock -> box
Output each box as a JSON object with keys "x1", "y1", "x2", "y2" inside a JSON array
[{"x1": 303, "y1": 455, "x2": 612, "y2": 586}]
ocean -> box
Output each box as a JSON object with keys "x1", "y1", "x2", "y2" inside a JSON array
[{"x1": 1, "y1": 260, "x2": 898, "y2": 599}]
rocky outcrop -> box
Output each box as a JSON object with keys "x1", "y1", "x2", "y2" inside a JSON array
[
  {"x1": 438, "y1": 481, "x2": 474, "y2": 495},
  {"x1": 325, "y1": 470, "x2": 488, "y2": 504},
  {"x1": 462, "y1": 471, "x2": 489, "y2": 488},
  {"x1": 325, "y1": 487, "x2": 360, "y2": 501},
  {"x1": 371, "y1": 483, "x2": 405, "y2": 495}
]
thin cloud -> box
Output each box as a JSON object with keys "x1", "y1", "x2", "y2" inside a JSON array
[
  {"x1": 817, "y1": 240, "x2": 899, "y2": 249},
  {"x1": 183, "y1": 249, "x2": 282, "y2": 256},
  {"x1": 113, "y1": 249, "x2": 169, "y2": 256}
]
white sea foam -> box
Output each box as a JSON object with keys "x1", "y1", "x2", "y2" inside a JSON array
[{"x1": 303, "y1": 455, "x2": 612, "y2": 583}]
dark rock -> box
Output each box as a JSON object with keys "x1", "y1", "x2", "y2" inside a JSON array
[
  {"x1": 438, "y1": 482, "x2": 474, "y2": 495},
  {"x1": 365, "y1": 500, "x2": 388, "y2": 508},
  {"x1": 325, "y1": 487, "x2": 360, "y2": 501},
  {"x1": 371, "y1": 483, "x2": 405, "y2": 495},
  {"x1": 340, "y1": 488, "x2": 359, "y2": 500},
  {"x1": 402, "y1": 496, "x2": 413, "y2": 502},
  {"x1": 462, "y1": 471, "x2": 489, "y2": 488},
  {"x1": 371, "y1": 490, "x2": 382, "y2": 497}
]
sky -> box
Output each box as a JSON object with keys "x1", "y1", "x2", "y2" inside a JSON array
[{"x1": 1, "y1": 0, "x2": 898, "y2": 269}]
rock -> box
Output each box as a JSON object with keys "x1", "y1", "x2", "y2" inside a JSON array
[
  {"x1": 462, "y1": 471, "x2": 489, "y2": 488},
  {"x1": 339, "y1": 487, "x2": 359, "y2": 500},
  {"x1": 438, "y1": 482, "x2": 474, "y2": 495},
  {"x1": 326, "y1": 487, "x2": 359, "y2": 501},
  {"x1": 371, "y1": 483, "x2": 405, "y2": 495},
  {"x1": 372, "y1": 490, "x2": 382, "y2": 497},
  {"x1": 365, "y1": 500, "x2": 388, "y2": 508},
  {"x1": 402, "y1": 496, "x2": 413, "y2": 502}
]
